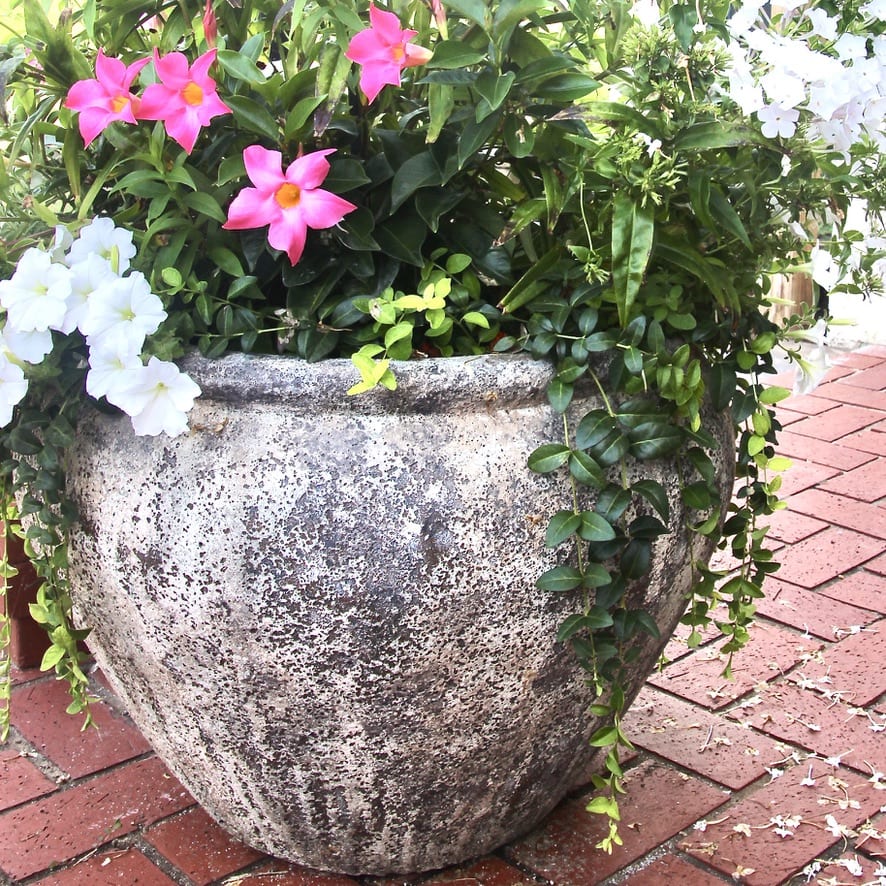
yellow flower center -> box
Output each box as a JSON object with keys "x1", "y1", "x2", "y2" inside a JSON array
[
  {"x1": 111, "y1": 94, "x2": 130, "y2": 113},
  {"x1": 182, "y1": 82, "x2": 204, "y2": 106},
  {"x1": 275, "y1": 183, "x2": 302, "y2": 209},
  {"x1": 391, "y1": 44, "x2": 406, "y2": 62}
]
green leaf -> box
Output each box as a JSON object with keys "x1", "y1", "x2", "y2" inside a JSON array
[
  {"x1": 390, "y1": 152, "x2": 444, "y2": 213},
  {"x1": 674, "y1": 122, "x2": 763, "y2": 151},
  {"x1": 611, "y1": 193, "x2": 655, "y2": 327},
  {"x1": 426, "y1": 42, "x2": 487, "y2": 69},
  {"x1": 595, "y1": 486, "x2": 632, "y2": 522},
  {"x1": 183, "y1": 192, "x2": 226, "y2": 223},
  {"x1": 620, "y1": 539, "x2": 651, "y2": 580},
  {"x1": 528, "y1": 443, "x2": 570, "y2": 473},
  {"x1": 217, "y1": 49, "x2": 268, "y2": 85},
  {"x1": 536, "y1": 565, "x2": 583, "y2": 592},
  {"x1": 579, "y1": 511, "x2": 617, "y2": 542},
  {"x1": 442, "y1": 0, "x2": 488, "y2": 27},
  {"x1": 682, "y1": 481, "x2": 714, "y2": 509},
  {"x1": 576, "y1": 410, "x2": 616, "y2": 450},
  {"x1": 629, "y1": 421, "x2": 685, "y2": 459},
  {"x1": 759, "y1": 386, "x2": 791, "y2": 405},
  {"x1": 547, "y1": 377, "x2": 573, "y2": 413},
  {"x1": 707, "y1": 364, "x2": 737, "y2": 412},
  {"x1": 632, "y1": 479, "x2": 670, "y2": 523},
  {"x1": 545, "y1": 510, "x2": 582, "y2": 547},
  {"x1": 225, "y1": 95, "x2": 280, "y2": 140},
  {"x1": 475, "y1": 70, "x2": 516, "y2": 119},
  {"x1": 709, "y1": 185, "x2": 752, "y2": 250},
  {"x1": 569, "y1": 451, "x2": 605, "y2": 487},
  {"x1": 458, "y1": 111, "x2": 502, "y2": 169}
]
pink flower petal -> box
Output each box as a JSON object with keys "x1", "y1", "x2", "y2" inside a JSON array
[
  {"x1": 300, "y1": 189, "x2": 358, "y2": 230},
  {"x1": 152, "y1": 50, "x2": 191, "y2": 88},
  {"x1": 368, "y1": 3, "x2": 409, "y2": 44},
  {"x1": 161, "y1": 107, "x2": 202, "y2": 153},
  {"x1": 189, "y1": 48, "x2": 218, "y2": 85},
  {"x1": 345, "y1": 29, "x2": 391, "y2": 64},
  {"x1": 223, "y1": 188, "x2": 280, "y2": 230},
  {"x1": 358, "y1": 61, "x2": 403, "y2": 103},
  {"x1": 243, "y1": 146, "x2": 286, "y2": 191},
  {"x1": 95, "y1": 50, "x2": 127, "y2": 89},
  {"x1": 286, "y1": 149, "x2": 335, "y2": 190},
  {"x1": 404, "y1": 43, "x2": 433, "y2": 67},
  {"x1": 267, "y1": 214, "x2": 308, "y2": 265}
]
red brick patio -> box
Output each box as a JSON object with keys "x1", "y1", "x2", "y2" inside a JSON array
[{"x1": 2, "y1": 346, "x2": 884, "y2": 886}]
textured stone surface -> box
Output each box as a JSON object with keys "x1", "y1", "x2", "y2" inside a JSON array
[{"x1": 65, "y1": 352, "x2": 734, "y2": 876}]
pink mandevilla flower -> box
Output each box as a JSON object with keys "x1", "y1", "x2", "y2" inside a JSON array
[
  {"x1": 64, "y1": 50, "x2": 150, "y2": 146},
  {"x1": 345, "y1": 3, "x2": 433, "y2": 103},
  {"x1": 223, "y1": 146, "x2": 357, "y2": 266},
  {"x1": 137, "y1": 49, "x2": 230, "y2": 153}
]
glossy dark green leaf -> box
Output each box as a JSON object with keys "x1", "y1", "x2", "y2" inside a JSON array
[
  {"x1": 569, "y1": 450, "x2": 605, "y2": 487},
  {"x1": 629, "y1": 421, "x2": 685, "y2": 459},
  {"x1": 536, "y1": 565, "x2": 583, "y2": 592},
  {"x1": 579, "y1": 511, "x2": 617, "y2": 542},
  {"x1": 545, "y1": 510, "x2": 582, "y2": 547},
  {"x1": 620, "y1": 538, "x2": 651, "y2": 579},
  {"x1": 576, "y1": 410, "x2": 616, "y2": 449},
  {"x1": 595, "y1": 485, "x2": 632, "y2": 522},
  {"x1": 528, "y1": 443, "x2": 570, "y2": 473},
  {"x1": 631, "y1": 479, "x2": 670, "y2": 522}
]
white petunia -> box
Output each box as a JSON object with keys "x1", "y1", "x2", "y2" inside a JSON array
[
  {"x1": 0, "y1": 356, "x2": 28, "y2": 428},
  {"x1": 862, "y1": 0, "x2": 886, "y2": 17},
  {"x1": 757, "y1": 103, "x2": 800, "y2": 138},
  {"x1": 0, "y1": 327, "x2": 54, "y2": 364},
  {"x1": 118, "y1": 357, "x2": 202, "y2": 437},
  {"x1": 85, "y1": 347, "x2": 144, "y2": 406},
  {"x1": 66, "y1": 217, "x2": 137, "y2": 275},
  {"x1": 0, "y1": 247, "x2": 71, "y2": 332},
  {"x1": 62, "y1": 253, "x2": 119, "y2": 335},
  {"x1": 48, "y1": 225, "x2": 74, "y2": 264},
  {"x1": 79, "y1": 272, "x2": 166, "y2": 356}
]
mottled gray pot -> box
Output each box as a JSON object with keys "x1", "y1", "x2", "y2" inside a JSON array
[{"x1": 66, "y1": 352, "x2": 733, "y2": 876}]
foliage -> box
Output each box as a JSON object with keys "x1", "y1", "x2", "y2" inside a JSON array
[{"x1": 1, "y1": 0, "x2": 884, "y2": 840}]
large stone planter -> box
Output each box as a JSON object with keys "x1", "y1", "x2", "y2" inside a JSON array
[{"x1": 66, "y1": 352, "x2": 733, "y2": 876}]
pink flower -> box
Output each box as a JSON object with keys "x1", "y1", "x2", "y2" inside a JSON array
[
  {"x1": 64, "y1": 50, "x2": 150, "y2": 146},
  {"x1": 345, "y1": 4, "x2": 433, "y2": 103},
  {"x1": 223, "y1": 146, "x2": 357, "y2": 266},
  {"x1": 137, "y1": 49, "x2": 230, "y2": 154}
]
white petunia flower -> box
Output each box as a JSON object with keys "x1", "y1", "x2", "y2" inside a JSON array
[
  {"x1": 85, "y1": 347, "x2": 144, "y2": 406},
  {"x1": 0, "y1": 247, "x2": 71, "y2": 332},
  {"x1": 628, "y1": 0, "x2": 659, "y2": 26},
  {"x1": 61, "y1": 253, "x2": 119, "y2": 335},
  {"x1": 66, "y1": 217, "x2": 137, "y2": 275},
  {"x1": 0, "y1": 356, "x2": 28, "y2": 427},
  {"x1": 48, "y1": 225, "x2": 74, "y2": 264},
  {"x1": 79, "y1": 272, "x2": 166, "y2": 356},
  {"x1": 0, "y1": 327, "x2": 54, "y2": 364},
  {"x1": 119, "y1": 357, "x2": 202, "y2": 437},
  {"x1": 757, "y1": 103, "x2": 800, "y2": 138}
]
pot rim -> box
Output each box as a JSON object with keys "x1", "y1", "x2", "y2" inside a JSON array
[{"x1": 178, "y1": 350, "x2": 562, "y2": 412}]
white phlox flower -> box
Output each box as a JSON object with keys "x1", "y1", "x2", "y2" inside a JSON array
[
  {"x1": 810, "y1": 243, "x2": 840, "y2": 290},
  {"x1": 66, "y1": 217, "x2": 137, "y2": 275},
  {"x1": 761, "y1": 70, "x2": 806, "y2": 109},
  {"x1": 0, "y1": 355, "x2": 28, "y2": 428},
  {"x1": 804, "y1": 7, "x2": 839, "y2": 41},
  {"x1": 79, "y1": 271, "x2": 166, "y2": 355},
  {"x1": 0, "y1": 247, "x2": 72, "y2": 332},
  {"x1": 862, "y1": 0, "x2": 886, "y2": 17},
  {"x1": 727, "y1": 0, "x2": 765, "y2": 37},
  {"x1": 757, "y1": 103, "x2": 800, "y2": 138},
  {"x1": 62, "y1": 253, "x2": 118, "y2": 335},
  {"x1": 120, "y1": 357, "x2": 202, "y2": 437}
]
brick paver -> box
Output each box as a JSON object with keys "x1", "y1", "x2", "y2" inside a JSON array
[{"x1": 0, "y1": 350, "x2": 884, "y2": 885}]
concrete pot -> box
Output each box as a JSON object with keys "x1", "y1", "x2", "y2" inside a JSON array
[{"x1": 66, "y1": 352, "x2": 733, "y2": 875}]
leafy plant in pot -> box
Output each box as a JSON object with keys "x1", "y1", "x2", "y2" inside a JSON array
[{"x1": 1, "y1": 0, "x2": 884, "y2": 874}]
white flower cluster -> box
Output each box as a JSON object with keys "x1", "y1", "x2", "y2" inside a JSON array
[
  {"x1": 726, "y1": 0, "x2": 886, "y2": 152},
  {"x1": 0, "y1": 218, "x2": 200, "y2": 435}
]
